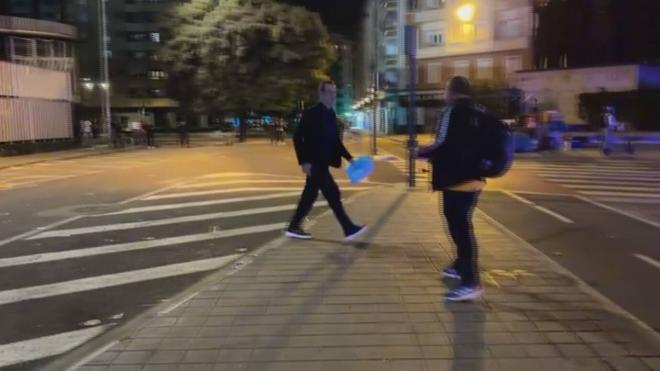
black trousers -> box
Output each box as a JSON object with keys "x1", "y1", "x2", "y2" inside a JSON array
[
  {"x1": 289, "y1": 165, "x2": 355, "y2": 235},
  {"x1": 443, "y1": 190, "x2": 481, "y2": 286}
]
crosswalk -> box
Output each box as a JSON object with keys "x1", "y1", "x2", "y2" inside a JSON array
[
  {"x1": 514, "y1": 159, "x2": 660, "y2": 204},
  {"x1": 0, "y1": 153, "x2": 166, "y2": 191},
  {"x1": 0, "y1": 171, "x2": 378, "y2": 369},
  {"x1": 379, "y1": 152, "x2": 432, "y2": 186}
]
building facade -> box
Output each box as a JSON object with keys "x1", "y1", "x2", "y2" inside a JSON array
[
  {"x1": 75, "y1": 0, "x2": 181, "y2": 129},
  {"x1": 354, "y1": 0, "x2": 408, "y2": 134},
  {"x1": 354, "y1": 0, "x2": 534, "y2": 133},
  {"x1": 510, "y1": 64, "x2": 660, "y2": 124},
  {"x1": 0, "y1": 0, "x2": 78, "y2": 145},
  {"x1": 410, "y1": 0, "x2": 534, "y2": 129},
  {"x1": 330, "y1": 34, "x2": 355, "y2": 123}
]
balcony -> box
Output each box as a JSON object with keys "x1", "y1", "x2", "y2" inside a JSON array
[{"x1": 0, "y1": 15, "x2": 77, "y2": 40}]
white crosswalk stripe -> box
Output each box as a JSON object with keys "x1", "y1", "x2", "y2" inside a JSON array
[
  {"x1": 0, "y1": 171, "x2": 376, "y2": 367},
  {"x1": 0, "y1": 325, "x2": 110, "y2": 368},
  {"x1": 0, "y1": 254, "x2": 243, "y2": 305},
  {"x1": 379, "y1": 152, "x2": 431, "y2": 183},
  {"x1": 515, "y1": 159, "x2": 660, "y2": 205}
]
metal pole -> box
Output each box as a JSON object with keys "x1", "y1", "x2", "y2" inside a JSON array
[
  {"x1": 371, "y1": 75, "x2": 378, "y2": 155},
  {"x1": 99, "y1": 0, "x2": 111, "y2": 142},
  {"x1": 405, "y1": 19, "x2": 418, "y2": 188},
  {"x1": 370, "y1": 0, "x2": 378, "y2": 156}
]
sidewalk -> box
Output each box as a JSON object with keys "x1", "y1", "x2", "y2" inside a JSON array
[
  {"x1": 0, "y1": 136, "x2": 270, "y2": 170},
  {"x1": 0, "y1": 146, "x2": 119, "y2": 170},
  {"x1": 70, "y1": 185, "x2": 660, "y2": 371}
]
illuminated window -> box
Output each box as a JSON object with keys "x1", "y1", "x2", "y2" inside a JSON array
[{"x1": 476, "y1": 58, "x2": 493, "y2": 79}]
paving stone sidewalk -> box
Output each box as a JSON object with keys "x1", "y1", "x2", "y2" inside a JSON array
[{"x1": 74, "y1": 185, "x2": 660, "y2": 371}]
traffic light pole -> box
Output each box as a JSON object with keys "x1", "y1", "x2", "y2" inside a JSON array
[{"x1": 405, "y1": 19, "x2": 418, "y2": 188}]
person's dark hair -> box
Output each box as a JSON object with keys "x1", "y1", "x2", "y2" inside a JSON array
[
  {"x1": 447, "y1": 76, "x2": 472, "y2": 96},
  {"x1": 319, "y1": 80, "x2": 336, "y2": 92}
]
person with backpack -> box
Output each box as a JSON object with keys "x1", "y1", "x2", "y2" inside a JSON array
[{"x1": 416, "y1": 76, "x2": 513, "y2": 302}]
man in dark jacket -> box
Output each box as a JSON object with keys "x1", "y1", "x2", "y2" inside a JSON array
[
  {"x1": 286, "y1": 80, "x2": 367, "y2": 240},
  {"x1": 417, "y1": 76, "x2": 485, "y2": 302}
]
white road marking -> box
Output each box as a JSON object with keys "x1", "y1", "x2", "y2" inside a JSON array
[
  {"x1": 563, "y1": 184, "x2": 660, "y2": 192},
  {"x1": 533, "y1": 205, "x2": 574, "y2": 224},
  {"x1": 579, "y1": 191, "x2": 660, "y2": 199},
  {"x1": 30, "y1": 203, "x2": 327, "y2": 239},
  {"x1": 200, "y1": 172, "x2": 299, "y2": 179},
  {"x1": 501, "y1": 191, "x2": 574, "y2": 223},
  {"x1": 532, "y1": 169, "x2": 655, "y2": 177},
  {"x1": 146, "y1": 186, "x2": 373, "y2": 201},
  {"x1": 515, "y1": 164, "x2": 649, "y2": 171},
  {"x1": 0, "y1": 254, "x2": 242, "y2": 305},
  {"x1": 573, "y1": 195, "x2": 660, "y2": 229},
  {"x1": 3, "y1": 224, "x2": 284, "y2": 267},
  {"x1": 0, "y1": 216, "x2": 83, "y2": 248},
  {"x1": 545, "y1": 178, "x2": 660, "y2": 185},
  {"x1": 0, "y1": 325, "x2": 110, "y2": 368},
  {"x1": 593, "y1": 197, "x2": 660, "y2": 204},
  {"x1": 158, "y1": 293, "x2": 199, "y2": 315},
  {"x1": 502, "y1": 191, "x2": 535, "y2": 205},
  {"x1": 176, "y1": 179, "x2": 366, "y2": 189},
  {"x1": 634, "y1": 254, "x2": 660, "y2": 271},
  {"x1": 102, "y1": 192, "x2": 303, "y2": 215},
  {"x1": 537, "y1": 172, "x2": 660, "y2": 181}
]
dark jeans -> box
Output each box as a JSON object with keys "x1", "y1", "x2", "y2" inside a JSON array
[
  {"x1": 289, "y1": 165, "x2": 355, "y2": 235},
  {"x1": 443, "y1": 190, "x2": 481, "y2": 286}
]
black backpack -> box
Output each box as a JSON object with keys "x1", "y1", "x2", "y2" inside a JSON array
[{"x1": 470, "y1": 107, "x2": 514, "y2": 178}]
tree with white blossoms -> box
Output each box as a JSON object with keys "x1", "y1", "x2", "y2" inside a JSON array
[{"x1": 160, "y1": 0, "x2": 336, "y2": 140}]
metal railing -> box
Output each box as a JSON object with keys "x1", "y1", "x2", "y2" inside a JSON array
[{"x1": 0, "y1": 15, "x2": 77, "y2": 40}]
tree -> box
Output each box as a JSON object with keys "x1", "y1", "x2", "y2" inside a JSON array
[{"x1": 160, "y1": 0, "x2": 336, "y2": 139}]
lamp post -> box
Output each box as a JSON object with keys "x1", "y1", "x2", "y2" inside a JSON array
[
  {"x1": 370, "y1": 81, "x2": 378, "y2": 156},
  {"x1": 98, "y1": 0, "x2": 112, "y2": 142},
  {"x1": 404, "y1": 13, "x2": 418, "y2": 188}
]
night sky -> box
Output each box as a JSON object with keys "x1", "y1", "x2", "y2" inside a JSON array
[{"x1": 280, "y1": 0, "x2": 368, "y2": 40}]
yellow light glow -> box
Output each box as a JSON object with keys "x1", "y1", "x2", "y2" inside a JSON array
[{"x1": 456, "y1": 3, "x2": 476, "y2": 22}]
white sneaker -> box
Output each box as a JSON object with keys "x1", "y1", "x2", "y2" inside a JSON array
[
  {"x1": 444, "y1": 285, "x2": 483, "y2": 302},
  {"x1": 345, "y1": 225, "x2": 368, "y2": 241}
]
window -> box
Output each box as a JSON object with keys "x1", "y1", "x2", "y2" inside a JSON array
[
  {"x1": 129, "y1": 51, "x2": 148, "y2": 59},
  {"x1": 384, "y1": 69, "x2": 399, "y2": 87},
  {"x1": 36, "y1": 39, "x2": 53, "y2": 57},
  {"x1": 127, "y1": 32, "x2": 148, "y2": 41},
  {"x1": 149, "y1": 70, "x2": 168, "y2": 80},
  {"x1": 505, "y1": 55, "x2": 522, "y2": 75},
  {"x1": 476, "y1": 58, "x2": 493, "y2": 79},
  {"x1": 495, "y1": 9, "x2": 525, "y2": 39},
  {"x1": 384, "y1": 39, "x2": 398, "y2": 56},
  {"x1": 150, "y1": 32, "x2": 161, "y2": 43},
  {"x1": 149, "y1": 88, "x2": 165, "y2": 97},
  {"x1": 424, "y1": 0, "x2": 443, "y2": 9},
  {"x1": 384, "y1": 11, "x2": 398, "y2": 27},
  {"x1": 11, "y1": 37, "x2": 33, "y2": 57},
  {"x1": 125, "y1": 12, "x2": 156, "y2": 23},
  {"x1": 423, "y1": 30, "x2": 443, "y2": 47},
  {"x1": 453, "y1": 60, "x2": 469, "y2": 77},
  {"x1": 427, "y1": 62, "x2": 442, "y2": 83}
]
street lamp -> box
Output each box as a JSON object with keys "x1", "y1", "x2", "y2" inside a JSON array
[
  {"x1": 98, "y1": 0, "x2": 112, "y2": 142},
  {"x1": 456, "y1": 3, "x2": 476, "y2": 22},
  {"x1": 405, "y1": 13, "x2": 418, "y2": 188}
]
